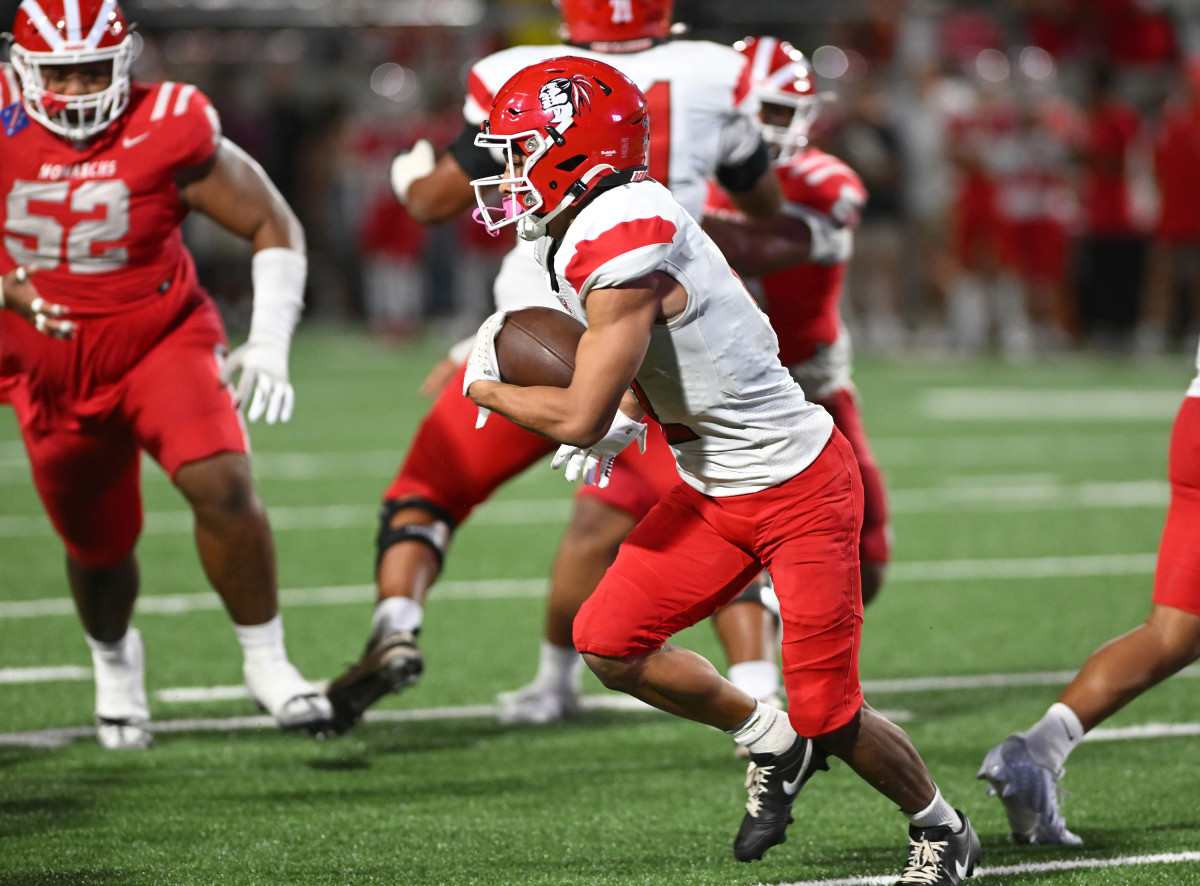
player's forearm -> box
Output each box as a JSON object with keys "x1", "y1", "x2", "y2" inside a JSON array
[
  {"x1": 470, "y1": 381, "x2": 616, "y2": 447},
  {"x1": 703, "y1": 214, "x2": 812, "y2": 277}
]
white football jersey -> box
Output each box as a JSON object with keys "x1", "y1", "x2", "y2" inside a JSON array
[
  {"x1": 463, "y1": 40, "x2": 760, "y2": 313},
  {"x1": 540, "y1": 179, "x2": 833, "y2": 495}
]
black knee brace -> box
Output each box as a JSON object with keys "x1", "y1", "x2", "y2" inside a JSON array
[{"x1": 375, "y1": 498, "x2": 456, "y2": 570}]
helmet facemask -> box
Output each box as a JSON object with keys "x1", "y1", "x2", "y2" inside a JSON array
[
  {"x1": 472, "y1": 127, "x2": 555, "y2": 241},
  {"x1": 10, "y1": 36, "x2": 135, "y2": 142},
  {"x1": 758, "y1": 92, "x2": 825, "y2": 164},
  {"x1": 472, "y1": 121, "x2": 622, "y2": 241}
]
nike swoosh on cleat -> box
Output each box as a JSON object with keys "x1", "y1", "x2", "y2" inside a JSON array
[
  {"x1": 782, "y1": 742, "x2": 814, "y2": 795},
  {"x1": 955, "y1": 859, "x2": 970, "y2": 879},
  {"x1": 123, "y1": 132, "x2": 149, "y2": 148}
]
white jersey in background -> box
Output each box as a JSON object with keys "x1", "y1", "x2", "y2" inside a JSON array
[
  {"x1": 539, "y1": 179, "x2": 833, "y2": 495},
  {"x1": 463, "y1": 40, "x2": 761, "y2": 313}
]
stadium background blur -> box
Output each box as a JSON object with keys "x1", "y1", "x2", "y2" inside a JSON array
[{"x1": 4, "y1": 0, "x2": 1199, "y2": 359}]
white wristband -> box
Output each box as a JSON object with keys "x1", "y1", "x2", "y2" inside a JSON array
[{"x1": 249, "y1": 248, "x2": 307, "y2": 348}]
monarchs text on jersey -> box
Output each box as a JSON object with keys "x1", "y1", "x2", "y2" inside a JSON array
[{"x1": 0, "y1": 66, "x2": 221, "y2": 318}]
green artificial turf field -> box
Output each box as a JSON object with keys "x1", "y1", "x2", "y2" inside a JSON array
[{"x1": 2, "y1": 327, "x2": 1198, "y2": 885}]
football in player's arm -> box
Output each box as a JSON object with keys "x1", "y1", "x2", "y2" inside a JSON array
[{"x1": 463, "y1": 55, "x2": 980, "y2": 886}]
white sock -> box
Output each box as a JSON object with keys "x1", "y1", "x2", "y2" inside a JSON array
[
  {"x1": 728, "y1": 699, "x2": 796, "y2": 756},
  {"x1": 533, "y1": 640, "x2": 583, "y2": 689},
  {"x1": 728, "y1": 660, "x2": 780, "y2": 702},
  {"x1": 1023, "y1": 702, "x2": 1084, "y2": 774},
  {"x1": 908, "y1": 786, "x2": 961, "y2": 830},
  {"x1": 233, "y1": 614, "x2": 288, "y2": 669},
  {"x1": 86, "y1": 630, "x2": 132, "y2": 662},
  {"x1": 372, "y1": 596, "x2": 423, "y2": 636}
]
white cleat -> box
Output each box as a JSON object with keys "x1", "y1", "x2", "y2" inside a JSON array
[
  {"x1": 244, "y1": 659, "x2": 335, "y2": 737},
  {"x1": 496, "y1": 681, "x2": 580, "y2": 725},
  {"x1": 91, "y1": 627, "x2": 152, "y2": 751},
  {"x1": 978, "y1": 735, "x2": 1083, "y2": 846}
]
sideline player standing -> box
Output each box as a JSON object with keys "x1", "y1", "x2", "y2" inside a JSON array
[
  {"x1": 463, "y1": 55, "x2": 980, "y2": 884},
  {"x1": 0, "y1": 0, "x2": 332, "y2": 747},
  {"x1": 979, "y1": 344, "x2": 1200, "y2": 844},
  {"x1": 325, "y1": 0, "x2": 784, "y2": 733}
]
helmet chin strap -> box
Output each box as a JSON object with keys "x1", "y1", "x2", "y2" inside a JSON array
[{"x1": 517, "y1": 163, "x2": 618, "y2": 241}]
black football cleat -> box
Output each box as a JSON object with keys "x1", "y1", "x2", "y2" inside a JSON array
[
  {"x1": 325, "y1": 628, "x2": 424, "y2": 734},
  {"x1": 896, "y1": 810, "x2": 981, "y2": 885},
  {"x1": 733, "y1": 734, "x2": 829, "y2": 862}
]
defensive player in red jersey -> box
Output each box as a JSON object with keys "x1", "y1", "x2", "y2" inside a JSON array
[
  {"x1": 463, "y1": 55, "x2": 979, "y2": 884},
  {"x1": 0, "y1": 0, "x2": 333, "y2": 748},
  {"x1": 324, "y1": 0, "x2": 786, "y2": 733},
  {"x1": 978, "y1": 346, "x2": 1200, "y2": 845},
  {"x1": 703, "y1": 36, "x2": 892, "y2": 606}
]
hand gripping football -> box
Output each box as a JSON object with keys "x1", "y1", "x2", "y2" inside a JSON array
[{"x1": 495, "y1": 307, "x2": 585, "y2": 388}]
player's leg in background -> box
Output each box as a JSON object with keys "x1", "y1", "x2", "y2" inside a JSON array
[
  {"x1": 979, "y1": 397, "x2": 1200, "y2": 848},
  {"x1": 819, "y1": 384, "x2": 891, "y2": 605},
  {"x1": 326, "y1": 360, "x2": 557, "y2": 732},
  {"x1": 26, "y1": 420, "x2": 152, "y2": 750},
  {"x1": 497, "y1": 496, "x2": 638, "y2": 724},
  {"x1": 129, "y1": 323, "x2": 333, "y2": 735},
  {"x1": 498, "y1": 424, "x2": 677, "y2": 725}
]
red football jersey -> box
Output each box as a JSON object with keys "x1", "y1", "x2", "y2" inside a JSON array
[
  {"x1": 0, "y1": 66, "x2": 220, "y2": 318},
  {"x1": 707, "y1": 147, "x2": 866, "y2": 366}
]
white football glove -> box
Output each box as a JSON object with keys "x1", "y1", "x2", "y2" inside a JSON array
[
  {"x1": 220, "y1": 248, "x2": 306, "y2": 425},
  {"x1": 390, "y1": 139, "x2": 436, "y2": 205},
  {"x1": 784, "y1": 203, "x2": 853, "y2": 265},
  {"x1": 462, "y1": 310, "x2": 507, "y2": 428},
  {"x1": 552, "y1": 409, "x2": 648, "y2": 488},
  {"x1": 221, "y1": 341, "x2": 294, "y2": 424}
]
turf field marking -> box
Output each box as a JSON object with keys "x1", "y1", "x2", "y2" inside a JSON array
[
  {"x1": 0, "y1": 665, "x2": 90, "y2": 683},
  {"x1": 771, "y1": 850, "x2": 1200, "y2": 886},
  {"x1": 922, "y1": 388, "x2": 1182, "y2": 421},
  {"x1": 0, "y1": 550, "x2": 1164, "y2": 619},
  {"x1": 0, "y1": 475, "x2": 1174, "y2": 539}
]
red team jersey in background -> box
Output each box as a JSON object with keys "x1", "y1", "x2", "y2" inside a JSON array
[
  {"x1": 706, "y1": 147, "x2": 866, "y2": 364},
  {"x1": 0, "y1": 67, "x2": 225, "y2": 432}
]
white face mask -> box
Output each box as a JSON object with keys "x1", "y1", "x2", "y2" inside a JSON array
[{"x1": 10, "y1": 37, "x2": 135, "y2": 142}]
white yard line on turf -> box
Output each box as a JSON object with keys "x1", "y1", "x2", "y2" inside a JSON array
[
  {"x1": 0, "y1": 476, "x2": 1174, "y2": 538},
  {"x1": 0, "y1": 665, "x2": 90, "y2": 683},
  {"x1": 0, "y1": 551, "x2": 1166, "y2": 620},
  {"x1": 770, "y1": 850, "x2": 1200, "y2": 886}
]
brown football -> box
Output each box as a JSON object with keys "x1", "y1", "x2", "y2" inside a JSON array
[{"x1": 495, "y1": 307, "x2": 585, "y2": 388}]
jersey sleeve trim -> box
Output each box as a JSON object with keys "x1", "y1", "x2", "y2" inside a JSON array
[{"x1": 565, "y1": 215, "x2": 677, "y2": 296}]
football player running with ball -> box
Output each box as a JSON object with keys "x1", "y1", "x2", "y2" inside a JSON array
[
  {"x1": 462, "y1": 56, "x2": 980, "y2": 884},
  {"x1": 0, "y1": 0, "x2": 333, "y2": 748},
  {"x1": 326, "y1": 0, "x2": 785, "y2": 733}
]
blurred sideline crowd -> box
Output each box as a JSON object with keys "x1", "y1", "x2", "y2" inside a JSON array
[{"x1": 141, "y1": 0, "x2": 1200, "y2": 359}]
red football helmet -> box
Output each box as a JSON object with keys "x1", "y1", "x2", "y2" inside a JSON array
[
  {"x1": 735, "y1": 35, "x2": 831, "y2": 163},
  {"x1": 8, "y1": 0, "x2": 136, "y2": 141},
  {"x1": 557, "y1": 0, "x2": 673, "y2": 53},
  {"x1": 471, "y1": 56, "x2": 650, "y2": 241}
]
